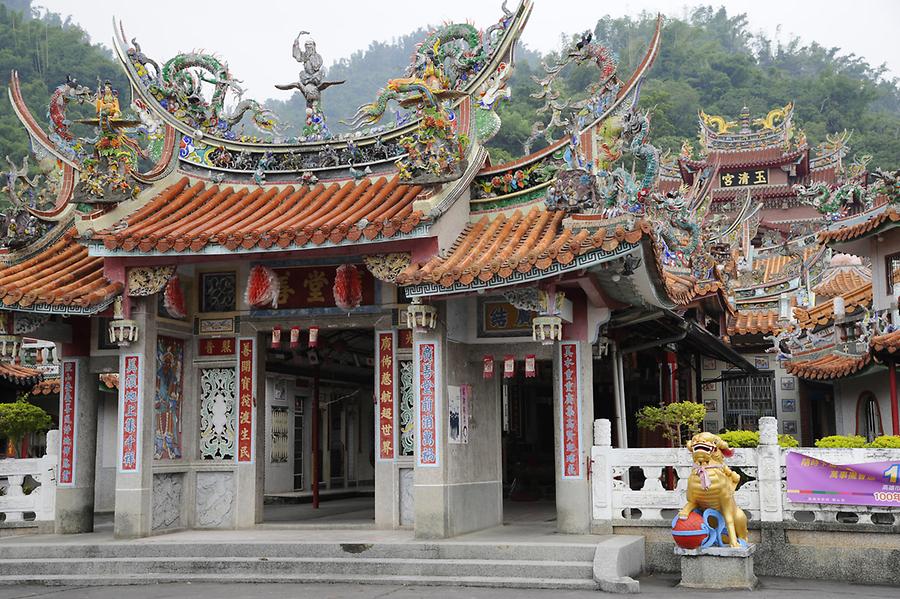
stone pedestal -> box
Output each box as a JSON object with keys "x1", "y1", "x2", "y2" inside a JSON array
[{"x1": 676, "y1": 545, "x2": 758, "y2": 590}]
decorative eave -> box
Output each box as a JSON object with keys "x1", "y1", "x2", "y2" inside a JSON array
[
  {"x1": 397, "y1": 209, "x2": 650, "y2": 297},
  {"x1": 872, "y1": 330, "x2": 900, "y2": 355},
  {"x1": 31, "y1": 377, "x2": 60, "y2": 395},
  {"x1": 793, "y1": 282, "x2": 872, "y2": 329},
  {"x1": 0, "y1": 363, "x2": 44, "y2": 386},
  {"x1": 785, "y1": 346, "x2": 872, "y2": 380},
  {"x1": 727, "y1": 309, "x2": 783, "y2": 336},
  {"x1": 818, "y1": 202, "x2": 899, "y2": 246}
]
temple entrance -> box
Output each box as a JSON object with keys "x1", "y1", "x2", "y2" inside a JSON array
[
  {"x1": 261, "y1": 328, "x2": 375, "y2": 525},
  {"x1": 501, "y1": 359, "x2": 556, "y2": 524}
]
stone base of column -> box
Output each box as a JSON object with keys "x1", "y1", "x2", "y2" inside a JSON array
[{"x1": 54, "y1": 488, "x2": 94, "y2": 534}]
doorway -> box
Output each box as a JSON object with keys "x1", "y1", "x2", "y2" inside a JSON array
[
  {"x1": 501, "y1": 359, "x2": 556, "y2": 523},
  {"x1": 262, "y1": 328, "x2": 375, "y2": 525}
]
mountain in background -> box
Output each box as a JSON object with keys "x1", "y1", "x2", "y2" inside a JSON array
[{"x1": 0, "y1": 1, "x2": 898, "y2": 170}]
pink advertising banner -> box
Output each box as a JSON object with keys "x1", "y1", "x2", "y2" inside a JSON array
[
  {"x1": 59, "y1": 361, "x2": 77, "y2": 486},
  {"x1": 786, "y1": 452, "x2": 900, "y2": 507}
]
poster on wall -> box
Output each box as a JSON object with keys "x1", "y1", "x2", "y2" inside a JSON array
[
  {"x1": 448, "y1": 385, "x2": 461, "y2": 444},
  {"x1": 416, "y1": 341, "x2": 440, "y2": 467},
  {"x1": 559, "y1": 342, "x2": 582, "y2": 479},
  {"x1": 460, "y1": 385, "x2": 471, "y2": 444},
  {"x1": 58, "y1": 361, "x2": 77, "y2": 486},
  {"x1": 786, "y1": 452, "x2": 900, "y2": 507},
  {"x1": 155, "y1": 336, "x2": 184, "y2": 460}
]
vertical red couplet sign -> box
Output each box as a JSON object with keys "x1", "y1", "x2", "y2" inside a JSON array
[
  {"x1": 121, "y1": 355, "x2": 140, "y2": 472},
  {"x1": 376, "y1": 331, "x2": 395, "y2": 460},
  {"x1": 59, "y1": 361, "x2": 77, "y2": 485},
  {"x1": 560, "y1": 342, "x2": 581, "y2": 479},
  {"x1": 237, "y1": 339, "x2": 254, "y2": 463},
  {"x1": 417, "y1": 342, "x2": 438, "y2": 466}
]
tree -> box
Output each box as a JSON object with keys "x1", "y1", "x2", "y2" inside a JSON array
[
  {"x1": 0, "y1": 395, "x2": 52, "y2": 457},
  {"x1": 635, "y1": 401, "x2": 706, "y2": 447}
]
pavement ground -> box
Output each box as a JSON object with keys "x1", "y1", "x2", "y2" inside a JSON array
[{"x1": 0, "y1": 574, "x2": 893, "y2": 599}]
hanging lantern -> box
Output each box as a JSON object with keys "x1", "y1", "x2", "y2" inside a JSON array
[
  {"x1": 163, "y1": 275, "x2": 187, "y2": 319},
  {"x1": 108, "y1": 296, "x2": 139, "y2": 347},
  {"x1": 246, "y1": 265, "x2": 280, "y2": 308},
  {"x1": 483, "y1": 355, "x2": 494, "y2": 379},
  {"x1": 333, "y1": 264, "x2": 363, "y2": 311},
  {"x1": 525, "y1": 354, "x2": 536, "y2": 378},
  {"x1": 308, "y1": 326, "x2": 319, "y2": 348},
  {"x1": 290, "y1": 326, "x2": 301, "y2": 349},
  {"x1": 503, "y1": 355, "x2": 515, "y2": 379},
  {"x1": 271, "y1": 326, "x2": 282, "y2": 349}
]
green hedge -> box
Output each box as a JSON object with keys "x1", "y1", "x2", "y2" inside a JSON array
[
  {"x1": 867, "y1": 435, "x2": 900, "y2": 448},
  {"x1": 717, "y1": 430, "x2": 799, "y2": 448},
  {"x1": 814, "y1": 435, "x2": 868, "y2": 448}
]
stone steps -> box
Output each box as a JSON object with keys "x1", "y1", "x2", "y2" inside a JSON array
[{"x1": 0, "y1": 539, "x2": 606, "y2": 590}]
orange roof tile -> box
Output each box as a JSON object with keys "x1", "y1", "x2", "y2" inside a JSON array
[
  {"x1": 794, "y1": 282, "x2": 872, "y2": 329},
  {"x1": 0, "y1": 230, "x2": 122, "y2": 314},
  {"x1": 396, "y1": 208, "x2": 649, "y2": 290},
  {"x1": 812, "y1": 267, "x2": 871, "y2": 299},
  {"x1": 785, "y1": 351, "x2": 871, "y2": 380},
  {"x1": 0, "y1": 362, "x2": 43, "y2": 386},
  {"x1": 818, "y1": 205, "x2": 900, "y2": 244},
  {"x1": 31, "y1": 377, "x2": 59, "y2": 395},
  {"x1": 727, "y1": 309, "x2": 782, "y2": 336},
  {"x1": 660, "y1": 272, "x2": 724, "y2": 306},
  {"x1": 100, "y1": 373, "x2": 119, "y2": 390},
  {"x1": 871, "y1": 329, "x2": 900, "y2": 354},
  {"x1": 95, "y1": 176, "x2": 426, "y2": 254}
]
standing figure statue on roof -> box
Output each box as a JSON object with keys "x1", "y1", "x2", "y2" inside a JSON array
[{"x1": 276, "y1": 32, "x2": 344, "y2": 140}]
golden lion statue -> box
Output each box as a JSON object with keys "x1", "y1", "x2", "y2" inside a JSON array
[{"x1": 678, "y1": 431, "x2": 749, "y2": 547}]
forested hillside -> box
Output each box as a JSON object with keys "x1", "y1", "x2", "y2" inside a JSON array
[{"x1": 0, "y1": 2, "x2": 897, "y2": 170}]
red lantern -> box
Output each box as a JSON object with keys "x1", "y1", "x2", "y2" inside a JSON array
[
  {"x1": 525, "y1": 354, "x2": 536, "y2": 378},
  {"x1": 483, "y1": 355, "x2": 494, "y2": 379},
  {"x1": 271, "y1": 326, "x2": 282, "y2": 349},
  {"x1": 503, "y1": 355, "x2": 515, "y2": 379},
  {"x1": 672, "y1": 511, "x2": 708, "y2": 549},
  {"x1": 333, "y1": 264, "x2": 362, "y2": 311},
  {"x1": 308, "y1": 326, "x2": 319, "y2": 348},
  {"x1": 246, "y1": 265, "x2": 280, "y2": 308},
  {"x1": 163, "y1": 275, "x2": 186, "y2": 319},
  {"x1": 290, "y1": 326, "x2": 301, "y2": 349}
]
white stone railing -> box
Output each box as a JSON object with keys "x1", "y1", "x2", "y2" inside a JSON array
[
  {"x1": 0, "y1": 430, "x2": 58, "y2": 524},
  {"x1": 591, "y1": 418, "x2": 900, "y2": 529}
]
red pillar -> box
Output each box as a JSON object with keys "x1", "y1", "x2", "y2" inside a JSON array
[{"x1": 890, "y1": 362, "x2": 899, "y2": 436}]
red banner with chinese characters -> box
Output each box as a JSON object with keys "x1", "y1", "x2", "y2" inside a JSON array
[
  {"x1": 398, "y1": 329, "x2": 413, "y2": 349},
  {"x1": 559, "y1": 343, "x2": 581, "y2": 479},
  {"x1": 198, "y1": 337, "x2": 236, "y2": 357},
  {"x1": 59, "y1": 361, "x2": 77, "y2": 485},
  {"x1": 417, "y1": 342, "x2": 438, "y2": 467},
  {"x1": 269, "y1": 265, "x2": 376, "y2": 309},
  {"x1": 237, "y1": 339, "x2": 254, "y2": 463},
  {"x1": 376, "y1": 331, "x2": 396, "y2": 460},
  {"x1": 483, "y1": 355, "x2": 494, "y2": 379},
  {"x1": 121, "y1": 355, "x2": 140, "y2": 472}
]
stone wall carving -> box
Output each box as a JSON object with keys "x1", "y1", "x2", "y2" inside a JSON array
[
  {"x1": 398, "y1": 360, "x2": 415, "y2": 457},
  {"x1": 196, "y1": 471, "x2": 235, "y2": 528},
  {"x1": 199, "y1": 367, "x2": 236, "y2": 460},
  {"x1": 399, "y1": 467, "x2": 415, "y2": 526},
  {"x1": 151, "y1": 472, "x2": 183, "y2": 530}
]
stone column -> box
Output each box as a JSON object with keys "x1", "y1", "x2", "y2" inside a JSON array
[
  {"x1": 113, "y1": 297, "x2": 157, "y2": 538},
  {"x1": 756, "y1": 416, "x2": 783, "y2": 523},
  {"x1": 374, "y1": 329, "x2": 399, "y2": 529},
  {"x1": 553, "y1": 336, "x2": 594, "y2": 534},
  {"x1": 55, "y1": 349, "x2": 98, "y2": 534},
  {"x1": 591, "y1": 419, "x2": 614, "y2": 533}
]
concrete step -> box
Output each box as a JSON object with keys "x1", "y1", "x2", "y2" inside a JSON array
[
  {"x1": 0, "y1": 556, "x2": 594, "y2": 580},
  {"x1": 0, "y1": 572, "x2": 600, "y2": 590},
  {"x1": 0, "y1": 541, "x2": 598, "y2": 562}
]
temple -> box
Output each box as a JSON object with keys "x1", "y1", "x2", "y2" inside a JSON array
[{"x1": 0, "y1": 0, "x2": 897, "y2": 547}]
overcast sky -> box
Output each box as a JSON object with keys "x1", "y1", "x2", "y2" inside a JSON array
[{"x1": 36, "y1": 0, "x2": 900, "y2": 102}]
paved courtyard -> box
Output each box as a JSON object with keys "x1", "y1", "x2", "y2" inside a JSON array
[{"x1": 0, "y1": 575, "x2": 893, "y2": 599}]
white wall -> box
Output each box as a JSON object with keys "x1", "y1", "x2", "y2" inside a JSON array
[{"x1": 833, "y1": 369, "x2": 892, "y2": 437}]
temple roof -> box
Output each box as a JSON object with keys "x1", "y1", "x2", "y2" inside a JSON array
[
  {"x1": 0, "y1": 229, "x2": 122, "y2": 315},
  {"x1": 31, "y1": 378, "x2": 60, "y2": 395},
  {"x1": 727, "y1": 309, "x2": 782, "y2": 336},
  {"x1": 785, "y1": 349, "x2": 871, "y2": 380},
  {"x1": 812, "y1": 254, "x2": 871, "y2": 299},
  {"x1": 397, "y1": 208, "x2": 649, "y2": 294},
  {"x1": 872, "y1": 330, "x2": 900, "y2": 354},
  {"x1": 0, "y1": 363, "x2": 44, "y2": 386},
  {"x1": 91, "y1": 176, "x2": 426, "y2": 255}
]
